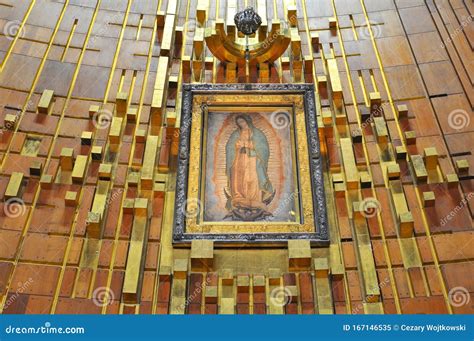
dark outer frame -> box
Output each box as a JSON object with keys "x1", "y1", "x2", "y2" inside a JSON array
[{"x1": 173, "y1": 83, "x2": 329, "y2": 247}]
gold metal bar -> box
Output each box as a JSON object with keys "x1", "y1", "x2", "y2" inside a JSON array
[
  {"x1": 410, "y1": 154, "x2": 428, "y2": 182},
  {"x1": 170, "y1": 278, "x2": 187, "y2": 314},
  {"x1": 327, "y1": 58, "x2": 343, "y2": 107},
  {"x1": 340, "y1": 138, "x2": 359, "y2": 189},
  {"x1": 288, "y1": 240, "x2": 311, "y2": 271},
  {"x1": 86, "y1": 180, "x2": 110, "y2": 238},
  {"x1": 287, "y1": 4, "x2": 298, "y2": 27},
  {"x1": 314, "y1": 258, "x2": 333, "y2": 314},
  {"x1": 191, "y1": 240, "x2": 214, "y2": 271},
  {"x1": 141, "y1": 135, "x2": 159, "y2": 190},
  {"x1": 38, "y1": 89, "x2": 54, "y2": 114},
  {"x1": 373, "y1": 117, "x2": 388, "y2": 144},
  {"x1": 71, "y1": 155, "x2": 88, "y2": 183},
  {"x1": 197, "y1": 0, "x2": 208, "y2": 25},
  {"x1": 226, "y1": 0, "x2": 237, "y2": 40},
  {"x1": 5, "y1": 172, "x2": 23, "y2": 199},
  {"x1": 108, "y1": 117, "x2": 123, "y2": 145},
  {"x1": 151, "y1": 56, "x2": 169, "y2": 133},
  {"x1": 193, "y1": 27, "x2": 205, "y2": 58},
  {"x1": 60, "y1": 147, "x2": 74, "y2": 171},
  {"x1": 122, "y1": 199, "x2": 150, "y2": 304},
  {"x1": 116, "y1": 91, "x2": 128, "y2": 116},
  {"x1": 257, "y1": 0, "x2": 267, "y2": 41},
  {"x1": 166, "y1": 0, "x2": 178, "y2": 15},
  {"x1": 423, "y1": 147, "x2": 438, "y2": 170},
  {"x1": 161, "y1": 14, "x2": 176, "y2": 56},
  {"x1": 353, "y1": 205, "x2": 381, "y2": 302}
]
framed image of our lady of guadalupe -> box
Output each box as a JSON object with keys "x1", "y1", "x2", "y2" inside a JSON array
[{"x1": 173, "y1": 84, "x2": 329, "y2": 246}]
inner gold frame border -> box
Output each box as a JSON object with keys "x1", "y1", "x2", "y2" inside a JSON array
[
  {"x1": 173, "y1": 84, "x2": 329, "y2": 246},
  {"x1": 199, "y1": 105, "x2": 302, "y2": 227}
]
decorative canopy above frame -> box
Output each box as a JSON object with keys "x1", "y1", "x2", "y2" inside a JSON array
[{"x1": 204, "y1": 7, "x2": 292, "y2": 64}]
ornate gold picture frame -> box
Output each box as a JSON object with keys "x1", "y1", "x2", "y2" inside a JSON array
[{"x1": 173, "y1": 84, "x2": 328, "y2": 245}]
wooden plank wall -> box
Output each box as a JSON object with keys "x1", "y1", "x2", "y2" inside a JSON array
[{"x1": 0, "y1": 0, "x2": 472, "y2": 315}]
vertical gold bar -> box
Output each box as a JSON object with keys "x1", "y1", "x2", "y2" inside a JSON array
[
  {"x1": 373, "y1": 117, "x2": 388, "y2": 144},
  {"x1": 116, "y1": 91, "x2": 128, "y2": 116},
  {"x1": 410, "y1": 155, "x2": 428, "y2": 182},
  {"x1": 5, "y1": 172, "x2": 24, "y2": 199},
  {"x1": 327, "y1": 58, "x2": 343, "y2": 106},
  {"x1": 226, "y1": 0, "x2": 237, "y2": 40},
  {"x1": 37, "y1": 89, "x2": 54, "y2": 114},
  {"x1": 141, "y1": 135, "x2": 159, "y2": 190},
  {"x1": 166, "y1": 0, "x2": 178, "y2": 14},
  {"x1": 86, "y1": 180, "x2": 110, "y2": 238},
  {"x1": 108, "y1": 117, "x2": 123, "y2": 144},
  {"x1": 60, "y1": 147, "x2": 74, "y2": 171},
  {"x1": 257, "y1": 0, "x2": 267, "y2": 41},
  {"x1": 193, "y1": 27, "x2": 205, "y2": 58},
  {"x1": 340, "y1": 138, "x2": 359, "y2": 189},
  {"x1": 71, "y1": 155, "x2": 88, "y2": 183},
  {"x1": 288, "y1": 240, "x2": 312, "y2": 271},
  {"x1": 161, "y1": 14, "x2": 176, "y2": 56},
  {"x1": 197, "y1": 0, "x2": 208, "y2": 25},
  {"x1": 314, "y1": 258, "x2": 333, "y2": 314},
  {"x1": 122, "y1": 199, "x2": 149, "y2": 303}
]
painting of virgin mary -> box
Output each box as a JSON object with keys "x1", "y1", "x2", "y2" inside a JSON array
[{"x1": 224, "y1": 115, "x2": 276, "y2": 221}]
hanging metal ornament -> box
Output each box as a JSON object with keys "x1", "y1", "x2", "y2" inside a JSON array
[{"x1": 234, "y1": 7, "x2": 262, "y2": 36}]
